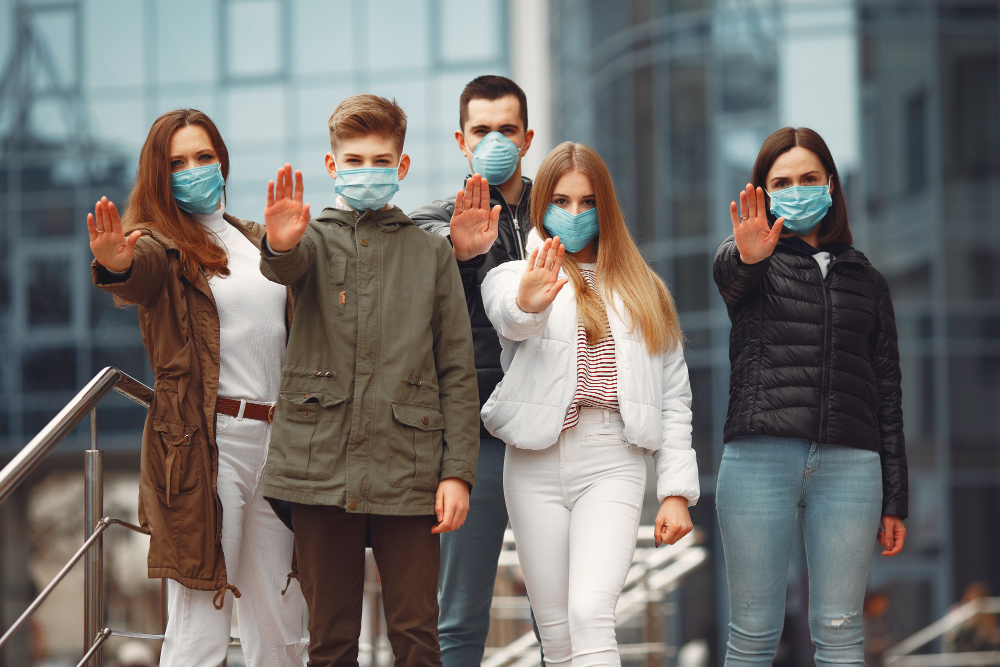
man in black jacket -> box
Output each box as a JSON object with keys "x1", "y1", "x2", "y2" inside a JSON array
[{"x1": 409, "y1": 75, "x2": 535, "y2": 667}]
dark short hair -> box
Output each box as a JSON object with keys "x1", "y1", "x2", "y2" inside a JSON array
[
  {"x1": 751, "y1": 127, "x2": 852, "y2": 246},
  {"x1": 459, "y1": 75, "x2": 528, "y2": 132},
  {"x1": 328, "y1": 94, "x2": 407, "y2": 152}
]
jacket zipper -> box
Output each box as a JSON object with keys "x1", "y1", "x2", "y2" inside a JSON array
[
  {"x1": 818, "y1": 265, "x2": 834, "y2": 444},
  {"x1": 498, "y1": 184, "x2": 526, "y2": 260}
]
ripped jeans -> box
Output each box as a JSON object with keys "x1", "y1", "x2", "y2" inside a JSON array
[{"x1": 716, "y1": 436, "x2": 883, "y2": 666}]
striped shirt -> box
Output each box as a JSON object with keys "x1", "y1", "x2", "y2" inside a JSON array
[{"x1": 563, "y1": 266, "x2": 619, "y2": 430}]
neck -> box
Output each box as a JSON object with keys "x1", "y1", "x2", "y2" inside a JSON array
[
  {"x1": 798, "y1": 228, "x2": 821, "y2": 250},
  {"x1": 570, "y1": 240, "x2": 598, "y2": 264},
  {"x1": 497, "y1": 165, "x2": 524, "y2": 205}
]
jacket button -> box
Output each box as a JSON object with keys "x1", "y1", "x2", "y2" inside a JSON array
[
  {"x1": 348, "y1": 501, "x2": 357, "y2": 510},
  {"x1": 359, "y1": 239, "x2": 368, "y2": 247},
  {"x1": 303, "y1": 393, "x2": 311, "y2": 399},
  {"x1": 422, "y1": 417, "x2": 429, "y2": 425},
  {"x1": 325, "y1": 371, "x2": 332, "y2": 377},
  {"x1": 315, "y1": 371, "x2": 322, "y2": 377},
  {"x1": 301, "y1": 411, "x2": 309, "y2": 416}
]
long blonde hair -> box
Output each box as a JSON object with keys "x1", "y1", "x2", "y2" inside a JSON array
[{"x1": 531, "y1": 142, "x2": 682, "y2": 355}]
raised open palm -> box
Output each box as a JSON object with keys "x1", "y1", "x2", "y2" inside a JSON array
[
  {"x1": 265, "y1": 164, "x2": 311, "y2": 252},
  {"x1": 731, "y1": 184, "x2": 784, "y2": 265},
  {"x1": 87, "y1": 197, "x2": 141, "y2": 272},
  {"x1": 517, "y1": 237, "x2": 568, "y2": 313},
  {"x1": 450, "y1": 173, "x2": 501, "y2": 262}
]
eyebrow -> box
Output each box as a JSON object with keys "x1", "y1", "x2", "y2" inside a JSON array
[
  {"x1": 552, "y1": 192, "x2": 596, "y2": 198},
  {"x1": 170, "y1": 149, "x2": 215, "y2": 159},
  {"x1": 470, "y1": 123, "x2": 520, "y2": 132},
  {"x1": 343, "y1": 153, "x2": 394, "y2": 159},
  {"x1": 771, "y1": 170, "x2": 820, "y2": 181}
]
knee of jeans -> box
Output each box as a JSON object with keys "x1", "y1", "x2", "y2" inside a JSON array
[{"x1": 810, "y1": 609, "x2": 864, "y2": 642}]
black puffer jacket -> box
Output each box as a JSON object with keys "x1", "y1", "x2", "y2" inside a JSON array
[
  {"x1": 410, "y1": 177, "x2": 532, "y2": 437},
  {"x1": 713, "y1": 235, "x2": 908, "y2": 518}
]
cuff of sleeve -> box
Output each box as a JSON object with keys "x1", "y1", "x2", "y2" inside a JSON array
[
  {"x1": 92, "y1": 260, "x2": 131, "y2": 285},
  {"x1": 262, "y1": 236, "x2": 294, "y2": 257},
  {"x1": 458, "y1": 253, "x2": 487, "y2": 274},
  {"x1": 881, "y1": 498, "x2": 908, "y2": 520},
  {"x1": 654, "y1": 448, "x2": 700, "y2": 506},
  {"x1": 501, "y1": 289, "x2": 551, "y2": 335},
  {"x1": 440, "y1": 464, "x2": 477, "y2": 492}
]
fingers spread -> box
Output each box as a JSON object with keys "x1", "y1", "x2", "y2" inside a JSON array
[
  {"x1": 463, "y1": 178, "x2": 475, "y2": 211},
  {"x1": 454, "y1": 188, "x2": 465, "y2": 212},
  {"x1": 755, "y1": 186, "x2": 767, "y2": 220},
  {"x1": 267, "y1": 180, "x2": 275, "y2": 208},
  {"x1": 294, "y1": 170, "x2": 304, "y2": 202},
  {"x1": 108, "y1": 201, "x2": 123, "y2": 234},
  {"x1": 86, "y1": 213, "x2": 97, "y2": 242},
  {"x1": 471, "y1": 174, "x2": 482, "y2": 210},
  {"x1": 730, "y1": 201, "x2": 740, "y2": 232},
  {"x1": 525, "y1": 247, "x2": 539, "y2": 273}
]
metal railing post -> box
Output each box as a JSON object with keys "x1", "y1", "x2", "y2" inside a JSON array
[{"x1": 84, "y1": 409, "x2": 104, "y2": 667}]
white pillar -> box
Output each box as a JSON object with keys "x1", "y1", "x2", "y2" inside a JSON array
[{"x1": 510, "y1": 0, "x2": 554, "y2": 179}]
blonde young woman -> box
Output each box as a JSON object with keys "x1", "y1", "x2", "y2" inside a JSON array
[{"x1": 480, "y1": 142, "x2": 700, "y2": 667}]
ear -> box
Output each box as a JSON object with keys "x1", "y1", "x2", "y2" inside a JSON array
[
  {"x1": 397, "y1": 154, "x2": 411, "y2": 181},
  {"x1": 455, "y1": 130, "x2": 468, "y2": 157},
  {"x1": 325, "y1": 152, "x2": 338, "y2": 179},
  {"x1": 520, "y1": 129, "x2": 535, "y2": 157}
]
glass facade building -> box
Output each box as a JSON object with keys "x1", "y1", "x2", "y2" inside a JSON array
[
  {"x1": 0, "y1": 0, "x2": 510, "y2": 453},
  {"x1": 551, "y1": 0, "x2": 1000, "y2": 662}
]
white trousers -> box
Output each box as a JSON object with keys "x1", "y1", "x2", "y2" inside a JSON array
[
  {"x1": 160, "y1": 413, "x2": 306, "y2": 667},
  {"x1": 504, "y1": 408, "x2": 646, "y2": 667}
]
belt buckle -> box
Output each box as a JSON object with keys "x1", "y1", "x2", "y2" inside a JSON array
[{"x1": 268, "y1": 404, "x2": 275, "y2": 423}]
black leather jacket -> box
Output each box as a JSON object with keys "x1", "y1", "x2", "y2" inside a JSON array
[
  {"x1": 713, "y1": 235, "x2": 908, "y2": 518},
  {"x1": 410, "y1": 177, "x2": 532, "y2": 438}
]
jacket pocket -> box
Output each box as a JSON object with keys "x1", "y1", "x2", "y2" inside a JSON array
[
  {"x1": 151, "y1": 420, "x2": 201, "y2": 506},
  {"x1": 388, "y1": 402, "x2": 445, "y2": 492},
  {"x1": 277, "y1": 392, "x2": 347, "y2": 481}
]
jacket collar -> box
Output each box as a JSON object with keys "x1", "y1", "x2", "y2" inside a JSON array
[
  {"x1": 777, "y1": 236, "x2": 868, "y2": 265},
  {"x1": 315, "y1": 203, "x2": 413, "y2": 231},
  {"x1": 130, "y1": 213, "x2": 263, "y2": 251}
]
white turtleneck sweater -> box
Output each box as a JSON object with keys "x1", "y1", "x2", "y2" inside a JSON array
[{"x1": 193, "y1": 206, "x2": 287, "y2": 405}]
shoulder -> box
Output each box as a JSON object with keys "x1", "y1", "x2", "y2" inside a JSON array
[
  {"x1": 224, "y1": 213, "x2": 264, "y2": 240},
  {"x1": 408, "y1": 198, "x2": 455, "y2": 223}
]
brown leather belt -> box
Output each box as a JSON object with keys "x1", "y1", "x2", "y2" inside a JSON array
[{"x1": 216, "y1": 397, "x2": 275, "y2": 423}]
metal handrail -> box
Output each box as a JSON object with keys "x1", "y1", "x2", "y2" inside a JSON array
[
  {"x1": 882, "y1": 597, "x2": 1000, "y2": 666},
  {"x1": 0, "y1": 367, "x2": 154, "y2": 667}
]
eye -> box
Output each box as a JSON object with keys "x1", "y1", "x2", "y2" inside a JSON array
[
  {"x1": 552, "y1": 197, "x2": 568, "y2": 206},
  {"x1": 803, "y1": 175, "x2": 817, "y2": 184},
  {"x1": 199, "y1": 153, "x2": 214, "y2": 161},
  {"x1": 583, "y1": 198, "x2": 597, "y2": 208},
  {"x1": 772, "y1": 180, "x2": 789, "y2": 190},
  {"x1": 376, "y1": 159, "x2": 391, "y2": 165}
]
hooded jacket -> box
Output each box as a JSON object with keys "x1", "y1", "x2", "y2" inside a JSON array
[{"x1": 259, "y1": 205, "x2": 480, "y2": 515}]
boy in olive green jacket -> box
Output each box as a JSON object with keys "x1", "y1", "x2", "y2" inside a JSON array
[{"x1": 259, "y1": 94, "x2": 479, "y2": 667}]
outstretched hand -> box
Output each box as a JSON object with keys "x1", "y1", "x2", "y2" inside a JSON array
[
  {"x1": 517, "y1": 237, "x2": 568, "y2": 313},
  {"x1": 265, "y1": 164, "x2": 311, "y2": 253},
  {"x1": 730, "y1": 184, "x2": 784, "y2": 265},
  {"x1": 88, "y1": 197, "x2": 141, "y2": 273},
  {"x1": 450, "y1": 173, "x2": 501, "y2": 262}
]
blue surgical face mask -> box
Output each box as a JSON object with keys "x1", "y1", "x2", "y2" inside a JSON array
[
  {"x1": 171, "y1": 163, "x2": 225, "y2": 215},
  {"x1": 767, "y1": 181, "x2": 833, "y2": 235},
  {"x1": 542, "y1": 204, "x2": 600, "y2": 254},
  {"x1": 334, "y1": 165, "x2": 400, "y2": 211},
  {"x1": 471, "y1": 131, "x2": 522, "y2": 185}
]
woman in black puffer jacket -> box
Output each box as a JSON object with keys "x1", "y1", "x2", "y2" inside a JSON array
[{"x1": 713, "y1": 127, "x2": 907, "y2": 667}]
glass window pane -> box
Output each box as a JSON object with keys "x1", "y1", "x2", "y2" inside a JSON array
[
  {"x1": 157, "y1": 0, "x2": 217, "y2": 85},
  {"x1": 85, "y1": 0, "x2": 144, "y2": 89},
  {"x1": 22, "y1": 347, "x2": 76, "y2": 392},
  {"x1": 227, "y1": 0, "x2": 283, "y2": 79},
  {"x1": 439, "y1": 0, "x2": 501, "y2": 64},
  {"x1": 28, "y1": 258, "x2": 72, "y2": 326},
  {"x1": 294, "y1": 0, "x2": 353, "y2": 76},
  {"x1": 366, "y1": 0, "x2": 429, "y2": 71}
]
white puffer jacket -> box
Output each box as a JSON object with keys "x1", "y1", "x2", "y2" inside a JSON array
[{"x1": 480, "y1": 239, "x2": 700, "y2": 505}]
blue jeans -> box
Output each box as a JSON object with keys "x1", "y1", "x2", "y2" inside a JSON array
[
  {"x1": 438, "y1": 437, "x2": 510, "y2": 667},
  {"x1": 716, "y1": 436, "x2": 883, "y2": 666}
]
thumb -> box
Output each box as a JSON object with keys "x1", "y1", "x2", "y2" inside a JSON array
[
  {"x1": 435, "y1": 487, "x2": 444, "y2": 522},
  {"x1": 124, "y1": 231, "x2": 141, "y2": 253},
  {"x1": 769, "y1": 217, "x2": 785, "y2": 241}
]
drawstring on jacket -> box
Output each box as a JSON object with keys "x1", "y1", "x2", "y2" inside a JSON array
[{"x1": 212, "y1": 583, "x2": 242, "y2": 610}]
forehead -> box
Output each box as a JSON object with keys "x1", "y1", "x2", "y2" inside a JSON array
[
  {"x1": 767, "y1": 146, "x2": 826, "y2": 178},
  {"x1": 170, "y1": 124, "x2": 213, "y2": 153},
  {"x1": 465, "y1": 96, "x2": 523, "y2": 130},
  {"x1": 553, "y1": 170, "x2": 593, "y2": 194},
  {"x1": 334, "y1": 134, "x2": 400, "y2": 158}
]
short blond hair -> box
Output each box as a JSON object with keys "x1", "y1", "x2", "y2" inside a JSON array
[{"x1": 328, "y1": 94, "x2": 407, "y2": 153}]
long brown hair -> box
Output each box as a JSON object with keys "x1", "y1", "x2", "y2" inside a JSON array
[
  {"x1": 122, "y1": 109, "x2": 231, "y2": 277},
  {"x1": 532, "y1": 142, "x2": 682, "y2": 355},
  {"x1": 751, "y1": 126, "x2": 852, "y2": 245}
]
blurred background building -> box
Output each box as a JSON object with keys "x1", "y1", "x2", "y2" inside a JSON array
[{"x1": 0, "y1": 0, "x2": 997, "y2": 665}]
